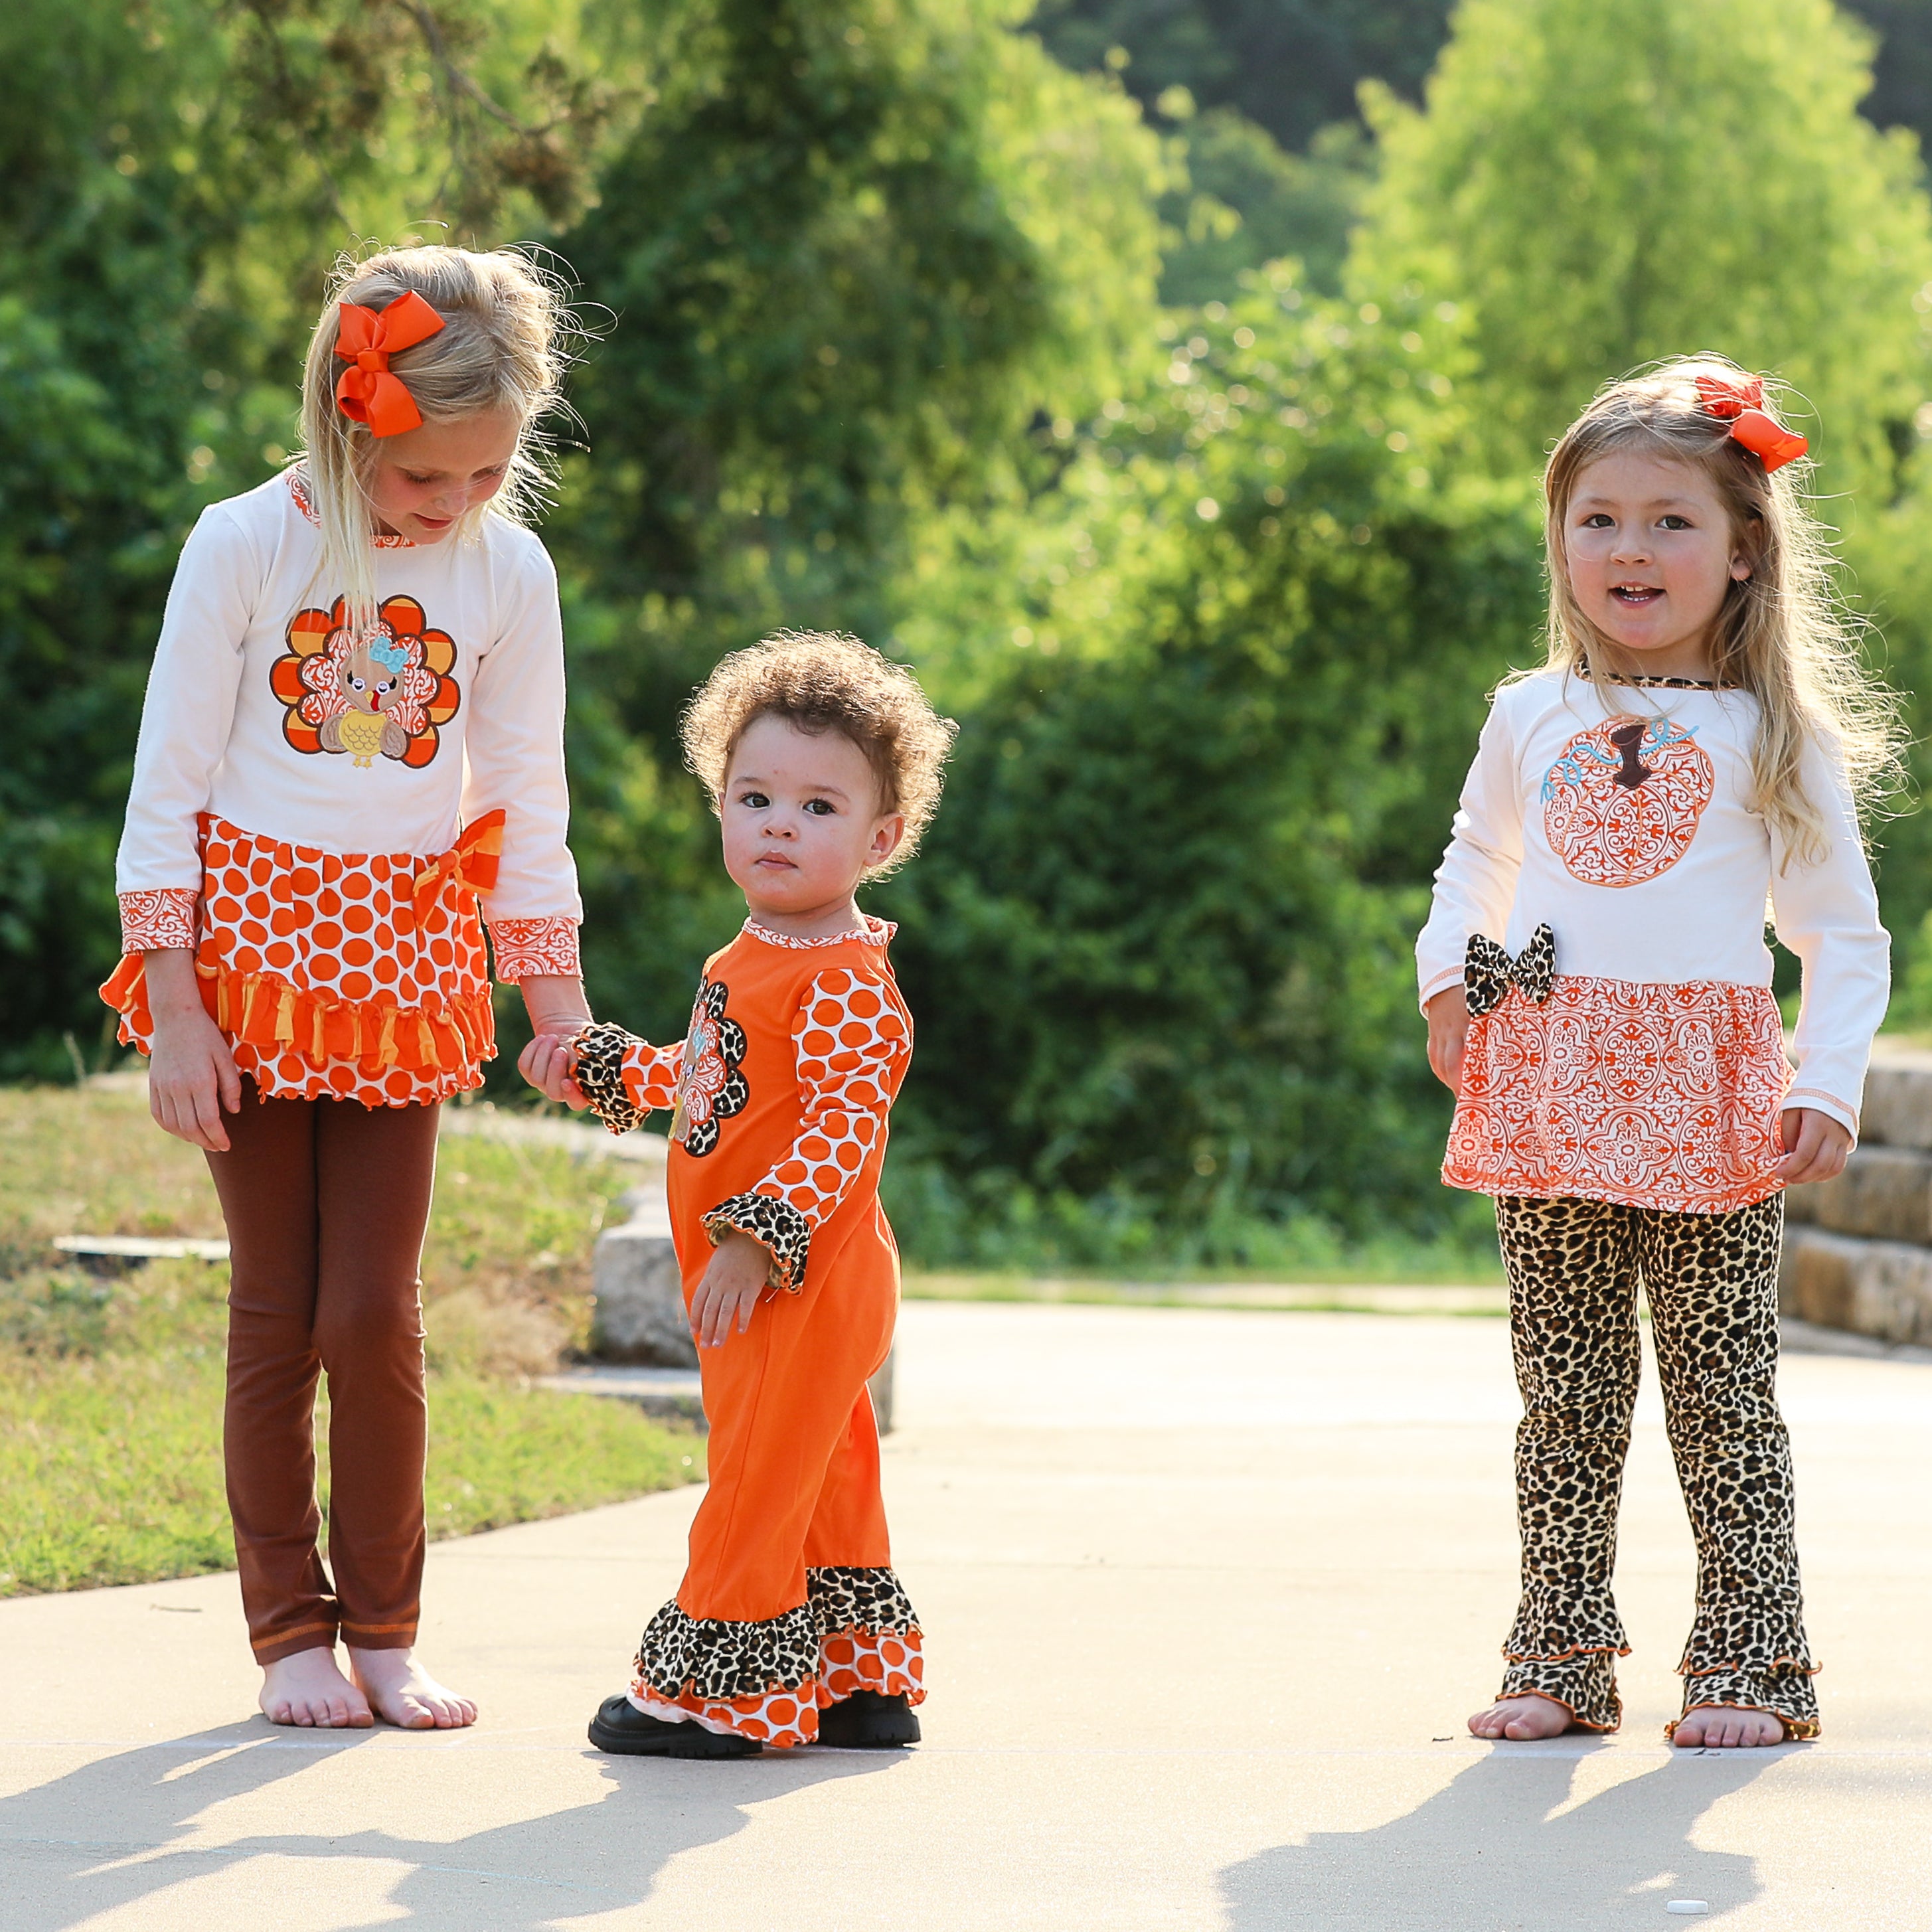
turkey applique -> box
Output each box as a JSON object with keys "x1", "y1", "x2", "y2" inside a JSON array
[
  {"x1": 671, "y1": 979, "x2": 750, "y2": 1156},
  {"x1": 1541, "y1": 715, "x2": 1713, "y2": 888},
  {"x1": 270, "y1": 596, "x2": 461, "y2": 769}
]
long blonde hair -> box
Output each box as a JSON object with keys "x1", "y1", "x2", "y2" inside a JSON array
[
  {"x1": 1542, "y1": 355, "x2": 1902, "y2": 863},
  {"x1": 296, "y1": 245, "x2": 571, "y2": 631}
]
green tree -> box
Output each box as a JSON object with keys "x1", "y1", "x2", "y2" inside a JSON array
[
  {"x1": 0, "y1": 0, "x2": 619, "y2": 1080},
  {"x1": 1030, "y1": 0, "x2": 1453, "y2": 152},
  {"x1": 548, "y1": 0, "x2": 1168, "y2": 1050},
  {"x1": 1349, "y1": 0, "x2": 1932, "y2": 485},
  {"x1": 876, "y1": 272, "x2": 1544, "y2": 1259}
]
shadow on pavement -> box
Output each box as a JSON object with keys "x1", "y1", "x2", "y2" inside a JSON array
[
  {"x1": 1, "y1": 1716, "x2": 906, "y2": 1929},
  {"x1": 1221, "y1": 1743, "x2": 1784, "y2": 1930}
]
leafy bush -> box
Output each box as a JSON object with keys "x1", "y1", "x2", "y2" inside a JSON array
[{"x1": 878, "y1": 273, "x2": 1544, "y2": 1245}]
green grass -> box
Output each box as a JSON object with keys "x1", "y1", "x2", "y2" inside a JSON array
[{"x1": 0, "y1": 1085, "x2": 700, "y2": 1597}]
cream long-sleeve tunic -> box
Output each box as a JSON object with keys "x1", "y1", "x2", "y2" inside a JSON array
[
  {"x1": 102, "y1": 468, "x2": 582, "y2": 1106},
  {"x1": 1415, "y1": 668, "x2": 1888, "y2": 1212}
]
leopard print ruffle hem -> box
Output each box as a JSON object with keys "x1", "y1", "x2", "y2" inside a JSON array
[{"x1": 636, "y1": 1566, "x2": 924, "y2": 1705}]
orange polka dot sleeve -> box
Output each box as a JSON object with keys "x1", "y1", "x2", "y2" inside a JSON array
[
  {"x1": 571, "y1": 1022, "x2": 683, "y2": 1136},
  {"x1": 700, "y1": 966, "x2": 910, "y2": 1294}
]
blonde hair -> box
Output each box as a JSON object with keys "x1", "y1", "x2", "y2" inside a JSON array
[
  {"x1": 1541, "y1": 355, "x2": 1902, "y2": 863},
  {"x1": 297, "y1": 245, "x2": 571, "y2": 629},
  {"x1": 682, "y1": 631, "x2": 957, "y2": 877}
]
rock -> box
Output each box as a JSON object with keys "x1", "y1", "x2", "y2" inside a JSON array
[
  {"x1": 590, "y1": 1188, "x2": 695, "y2": 1368},
  {"x1": 1855, "y1": 1040, "x2": 1932, "y2": 1153},
  {"x1": 1785, "y1": 1144, "x2": 1932, "y2": 1245},
  {"x1": 1780, "y1": 1226, "x2": 1932, "y2": 1347},
  {"x1": 868, "y1": 1348, "x2": 896, "y2": 1435}
]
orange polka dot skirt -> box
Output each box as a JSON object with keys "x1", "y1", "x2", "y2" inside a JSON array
[
  {"x1": 630, "y1": 1566, "x2": 924, "y2": 1749},
  {"x1": 102, "y1": 811, "x2": 501, "y2": 1108}
]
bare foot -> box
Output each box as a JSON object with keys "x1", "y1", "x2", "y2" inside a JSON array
[
  {"x1": 1671, "y1": 1705, "x2": 1787, "y2": 1748},
  {"x1": 260, "y1": 1646, "x2": 373, "y2": 1729},
  {"x1": 1468, "y1": 1694, "x2": 1573, "y2": 1741},
  {"x1": 347, "y1": 1646, "x2": 477, "y2": 1730}
]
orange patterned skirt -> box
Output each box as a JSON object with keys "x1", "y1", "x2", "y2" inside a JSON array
[
  {"x1": 100, "y1": 811, "x2": 501, "y2": 1108},
  {"x1": 1444, "y1": 975, "x2": 1789, "y2": 1214}
]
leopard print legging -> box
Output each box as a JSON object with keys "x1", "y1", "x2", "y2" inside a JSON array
[{"x1": 1492, "y1": 1192, "x2": 1819, "y2": 1739}]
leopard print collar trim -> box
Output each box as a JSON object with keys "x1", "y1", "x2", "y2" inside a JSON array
[
  {"x1": 285, "y1": 465, "x2": 417, "y2": 548},
  {"x1": 742, "y1": 916, "x2": 896, "y2": 949},
  {"x1": 1577, "y1": 658, "x2": 1734, "y2": 691}
]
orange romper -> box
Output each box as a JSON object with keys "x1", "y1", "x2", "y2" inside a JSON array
[{"x1": 573, "y1": 915, "x2": 923, "y2": 1750}]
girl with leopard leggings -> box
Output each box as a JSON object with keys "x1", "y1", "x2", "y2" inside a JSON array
[{"x1": 1418, "y1": 359, "x2": 1896, "y2": 1747}]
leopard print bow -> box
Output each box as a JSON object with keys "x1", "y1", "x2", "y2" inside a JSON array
[{"x1": 1464, "y1": 924, "x2": 1556, "y2": 1017}]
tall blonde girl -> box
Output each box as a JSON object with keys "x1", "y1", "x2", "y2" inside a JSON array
[
  {"x1": 1417, "y1": 356, "x2": 1895, "y2": 1747},
  {"x1": 102, "y1": 246, "x2": 592, "y2": 1731}
]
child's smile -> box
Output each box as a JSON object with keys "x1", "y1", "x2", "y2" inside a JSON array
[{"x1": 1565, "y1": 449, "x2": 1751, "y2": 680}]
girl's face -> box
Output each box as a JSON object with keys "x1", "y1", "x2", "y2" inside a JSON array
[
  {"x1": 364, "y1": 407, "x2": 523, "y2": 542},
  {"x1": 1564, "y1": 449, "x2": 1752, "y2": 678},
  {"x1": 721, "y1": 714, "x2": 904, "y2": 922}
]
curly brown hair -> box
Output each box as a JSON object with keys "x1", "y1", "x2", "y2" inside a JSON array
[{"x1": 681, "y1": 631, "x2": 957, "y2": 876}]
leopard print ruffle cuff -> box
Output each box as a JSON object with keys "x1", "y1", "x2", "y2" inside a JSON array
[
  {"x1": 636, "y1": 1598, "x2": 820, "y2": 1704},
  {"x1": 1669, "y1": 1664, "x2": 1820, "y2": 1741},
  {"x1": 1500, "y1": 1649, "x2": 1622, "y2": 1732},
  {"x1": 704, "y1": 1191, "x2": 811, "y2": 1293},
  {"x1": 572, "y1": 1021, "x2": 646, "y2": 1135},
  {"x1": 809, "y1": 1566, "x2": 921, "y2": 1639}
]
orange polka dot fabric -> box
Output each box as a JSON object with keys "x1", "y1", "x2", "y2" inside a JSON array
[
  {"x1": 699, "y1": 963, "x2": 912, "y2": 1291},
  {"x1": 102, "y1": 811, "x2": 503, "y2": 1107}
]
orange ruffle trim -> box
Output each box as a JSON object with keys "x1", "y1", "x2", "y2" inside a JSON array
[{"x1": 100, "y1": 952, "x2": 495, "y2": 1079}]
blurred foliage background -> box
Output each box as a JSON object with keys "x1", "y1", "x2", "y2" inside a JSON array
[{"x1": 8, "y1": 0, "x2": 1932, "y2": 1269}]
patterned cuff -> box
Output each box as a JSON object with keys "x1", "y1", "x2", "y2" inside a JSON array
[
  {"x1": 118, "y1": 888, "x2": 199, "y2": 952},
  {"x1": 489, "y1": 916, "x2": 582, "y2": 983},
  {"x1": 572, "y1": 1021, "x2": 645, "y2": 1136},
  {"x1": 702, "y1": 1192, "x2": 812, "y2": 1293}
]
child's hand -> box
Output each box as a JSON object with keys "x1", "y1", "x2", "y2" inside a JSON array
[
  {"x1": 145, "y1": 948, "x2": 242, "y2": 1153},
  {"x1": 1425, "y1": 985, "x2": 1471, "y2": 1093},
  {"x1": 518, "y1": 1027, "x2": 588, "y2": 1109},
  {"x1": 1777, "y1": 1107, "x2": 1853, "y2": 1186},
  {"x1": 690, "y1": 1232, "x2": 772, "y2": 1348}
]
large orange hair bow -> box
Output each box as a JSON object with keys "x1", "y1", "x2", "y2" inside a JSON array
[
  {"x1": 1695, "y1": 374, "x2": 1808, "y2": 473},
  {"x1": 333, "y1": 291, "x2": 446, "y2": 438}
]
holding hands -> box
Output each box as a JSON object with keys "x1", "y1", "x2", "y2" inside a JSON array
[{"x1": 518, "y1": 1016, "x2": 775, "y2": 1346}]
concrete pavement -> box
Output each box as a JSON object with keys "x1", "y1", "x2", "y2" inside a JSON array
[{"x1": 4, "y1": 1300, "x2": 1932, "y2": 1929}]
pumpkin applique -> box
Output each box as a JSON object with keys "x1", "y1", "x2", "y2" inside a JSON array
[
  {"x1": 1541, "y1": 714, "x2": 1713, "y2": 888},
  {"x1": 270, "y1": 596, "x2": 461, "y2": 769}
]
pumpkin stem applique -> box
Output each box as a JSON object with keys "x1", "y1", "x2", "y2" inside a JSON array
[
  {"x1": 1542, "y1": 715, "x2": 1714, "y2": 888},
  {"x1": 673, "y1": 980, "x2": 750, "y2": 1157},
  {"x1": 1608, "y1": 720, "x2": 1652, "y2": 789},
  {"x1": 270, "y1": 596, "x2": 461, "y2": 769}
]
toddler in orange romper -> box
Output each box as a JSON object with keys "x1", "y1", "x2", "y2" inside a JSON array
[{"x1": 523, "y1": 631, "x2": 955, "y2": 1756}]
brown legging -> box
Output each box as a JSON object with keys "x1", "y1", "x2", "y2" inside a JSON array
[{"x1": 204, "y1": 1085, "x2": 440, "y2": 1663}]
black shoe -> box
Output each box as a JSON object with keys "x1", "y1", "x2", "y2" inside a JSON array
[
  {"x1": 816, "y1": 1689, "x2": 920, "y2": 1748},
  {"x1": 586, "y1": 1693, "x2": 762, "y2": 1759}
]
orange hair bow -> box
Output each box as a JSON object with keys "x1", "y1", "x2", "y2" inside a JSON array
[
  {"x1": 1695, "y1": 374, "x2": 1808, "y2": 473},
  {"x1": 334, "y1": 291, "x2": 446, "y2": 438}
]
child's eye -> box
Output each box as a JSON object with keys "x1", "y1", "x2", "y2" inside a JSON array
[
  {"x1": 1579, "y1": 513, "x2": 1615, "y2": 528},
  {"x1": 1658, "y1": 515, "x2": 1691, "y2": 530},
  {"x1": 404, "y1": 473, "x2": 437, "y2": 487},
  {"x1": 803, "y1": 799, "x2": 836, "y2": 817},
  {"x1": 736, "y1": 790, "x2": 770, "y2": 809}
]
